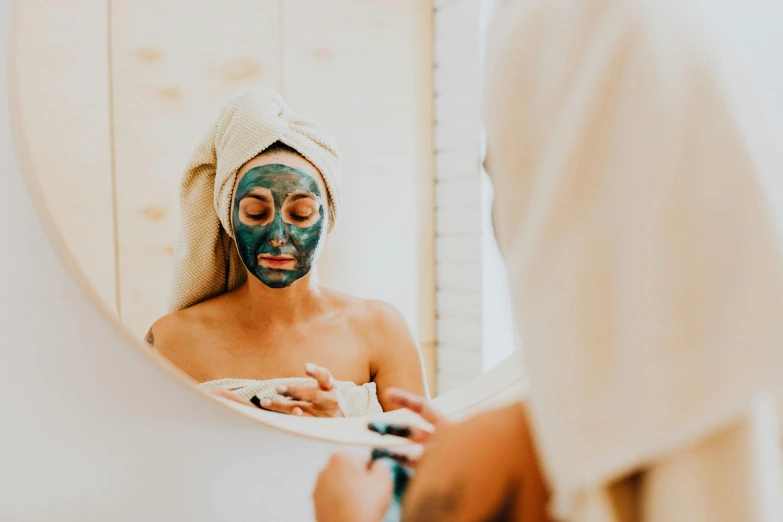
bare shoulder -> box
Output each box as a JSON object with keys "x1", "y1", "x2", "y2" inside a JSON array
[
  {"x1": 326, "y1": 291, "x2": 420, "y2": 363},
  {"x1": 320, "y1": 289, "x2": 411, "y2": 338},
  {"x1": 357, "y1": 300, "x2": 422, "y2": 373},
  {"x1": 146, "y1": 309, "x2": 191, "y2": 350},
  {"x1": 320, "y1": 290, "x2": 427, "y2": 398},
  {"x1": 145, "y1": 296, "x2": 229, "y2": 372},
  {"x1": 360, "y1": 299, "x2": 412, "y2": 339}
]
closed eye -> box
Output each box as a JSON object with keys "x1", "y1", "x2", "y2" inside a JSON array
[
  {"x1": 239, "y1": 197, "x2": 273, "y2": 225},
  {"x1": 284, "y1": 196, "x2": 320, "y2": 226},
  {"x1": 291, "y1": 211, "x2": 314, "y2": 221}
]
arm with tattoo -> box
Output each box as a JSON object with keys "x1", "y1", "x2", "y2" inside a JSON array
[
  {"x1": 402, "y1": 486, "x2": 462, "y2": 522},
  {"x1": 398, "y1": 404, "x2": 548, "y2": 522},
  {"x1": 403, "y1": 481, "x2": 521, "y2": 522}
]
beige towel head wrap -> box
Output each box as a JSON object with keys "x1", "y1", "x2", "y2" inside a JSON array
[
  {"x1": 485, "y1": 0, "x2": 783, "y2": 520},
  {"x1": 168, "y1": 87, "x2": 342, "y2": 312}
]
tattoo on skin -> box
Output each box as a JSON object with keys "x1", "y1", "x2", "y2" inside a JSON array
[
  {"x1": 404, "y1": 484, "x2": 463, "y2": 522},
  {"x1": 484, "y1": 480, "x2": 521, "y2": 522}
]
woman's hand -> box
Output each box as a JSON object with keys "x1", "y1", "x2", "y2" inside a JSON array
[
  {"x1": 366, "y1": 387, "x2": 450, "y2": 468},
  {"x1": 369, "y1": 391, "x2": 552, "y2": 521},
  {"x1": 312, "y1": 452, "x2": 393, "y2": 522},
  {"x1": 262, "y1": 363, "x2": 345, "y2": 417},
  {"x1": 208, "y1": 363, "x2": 346, "y2": 417},
  {"x1": 309, "y1": 389, "x2": 442, "y2": 522}
]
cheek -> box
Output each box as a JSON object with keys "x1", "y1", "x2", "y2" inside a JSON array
[
  {"x1": 236, "y1": 223, "x2": 267, "y2": 248},
  {"x1": 290, "y1": 225, "x2": 324, "y2": 253}
]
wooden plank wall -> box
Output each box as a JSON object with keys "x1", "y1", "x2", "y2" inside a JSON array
[
  {"x1": 110, "y1": 0, "x2": 282, "y2": 337},
  {"x1": 14, "y1": 0, "x2": 117, "y2": 310}
]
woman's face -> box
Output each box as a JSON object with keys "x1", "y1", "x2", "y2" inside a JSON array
[{"x1": 232, "y1": 153, "x2": 329, "y2": 289}]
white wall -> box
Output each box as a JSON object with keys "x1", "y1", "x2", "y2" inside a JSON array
[
  {"x1": 433, "y1": 0, "x2": 783, "y2": 394},
  {"x1": 2, "y1": 2, "x2": 349, "y2": 519},
  {"x1": 433, "y1": 0, "x2": 516, "y2": 393}
]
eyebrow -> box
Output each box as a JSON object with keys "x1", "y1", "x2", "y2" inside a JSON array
[
  {"x1": 286, "y1": 192, "x2": 317, "y2": 203},
  {"x1": 241, "y1": 192, "x2": 272, "y2": 203}
]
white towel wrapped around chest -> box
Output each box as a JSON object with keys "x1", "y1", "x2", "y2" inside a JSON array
[{"x1": 198, "y1": 377, "x2": 383, "y2": 417}]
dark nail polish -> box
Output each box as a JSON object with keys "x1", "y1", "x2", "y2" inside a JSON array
[
  {"x1": 371, "y1": 448, "x2": 410, "y2": 465},
  {"x1": 250, "y1": 396, "x2": 262, "y2": 409},
  {"x1": 371, "y1": 447, "x2": 393, "y2": 460},
  {"x1": 386, "y1": 425, "x2": 412, "y2": 438},
  {"x1": 368, "y1": 422, "x2": 412, "y2": 438}
]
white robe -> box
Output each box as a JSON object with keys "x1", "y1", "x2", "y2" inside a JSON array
[{"x1": 483, "y1": 1, "x2": 783, "y2": 520}]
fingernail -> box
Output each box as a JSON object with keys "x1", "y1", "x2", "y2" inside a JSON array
[
  {"x1": 276, "y1": 385, "x2": 287, "y2": 394},
  {"x1": 305, "y1": 363, "x2": 315, "y2": 373},
  {"x1": 261, "y1": 398, "x2": 272, "y2": 407},
  {"x1": 386, "y1": 425, "x2": 413, "y2": 438},
  {"x1": 371, "y1": 448, "x2": 410, "y2": 464},
  {"x1": 293, "y1": 407, "x2": 303, "y2": 416},
  {"x1": 371, "y1": 448, "x2": 393, "y2": 460},
  {"x1": 250, "y1": 396, "x2": 262, "y2": 409},
  {"x1": 368, "y1": 422, "x2": 412, "y2": 438}
]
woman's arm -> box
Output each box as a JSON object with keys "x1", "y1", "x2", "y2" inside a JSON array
[
  {"x1": 401, "y1": 402, "x2": 552, "y2": 522},
  {"x1": 312, "y1": 394, "x2": 553, "y2": 522},
  {"x1": 364, "y1": 301, "x2": 429, "y2": 410}
]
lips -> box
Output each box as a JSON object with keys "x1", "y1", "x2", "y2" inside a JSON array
[{"x1": 258, "y1": 254, "x2": 296, "y2": 269}]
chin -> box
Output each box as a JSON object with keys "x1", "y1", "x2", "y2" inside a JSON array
[
  {"x1": 265, "y1": 279, "x2": 295, "y2": 289},
  {"x1": 255, "y1": 270, "x2": 299, "y2": 289}
]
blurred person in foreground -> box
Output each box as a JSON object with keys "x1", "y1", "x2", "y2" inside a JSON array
[{"x1": 313, "y1": 0, "x2": 783, "y2": 520}]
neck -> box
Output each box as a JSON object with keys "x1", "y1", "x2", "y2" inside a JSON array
[{"x1": 237, "y1": 270, "x2": 324, "y2": 323}]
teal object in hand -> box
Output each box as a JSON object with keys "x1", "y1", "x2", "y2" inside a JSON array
[{"x1": 371, "y1": 449, "x2": 413, "y2": 522}]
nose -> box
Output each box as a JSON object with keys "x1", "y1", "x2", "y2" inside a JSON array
[
  {"x1": 267, "y1": 213, "x2": 287, "y2": 247},
  {"x1": 269, "y1": 236, "x2": 287, "y2": 248}
]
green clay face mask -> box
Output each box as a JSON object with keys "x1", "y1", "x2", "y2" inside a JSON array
[{"x1": 232, "y1": 164, "x2": 326, "y2": 289}]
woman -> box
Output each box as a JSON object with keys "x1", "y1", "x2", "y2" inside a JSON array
[
  {"x1": 148, "y1": 88, "x2": 428, "y2": 417},
  {"x1": 314, "y1": 0, "x2": 783, "y2": 519}
]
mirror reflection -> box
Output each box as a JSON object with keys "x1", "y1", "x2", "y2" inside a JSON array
[
  {"x1": 148, "y1": 88, "x2": 427, "y2": 416},
  {"x1": 14, "y1": 0, "x2": 518, "y2": 418}
]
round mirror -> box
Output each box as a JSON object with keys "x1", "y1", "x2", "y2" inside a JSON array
[{"x1": 11, "y1": 0, "x2": 524, "y2": 440}]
